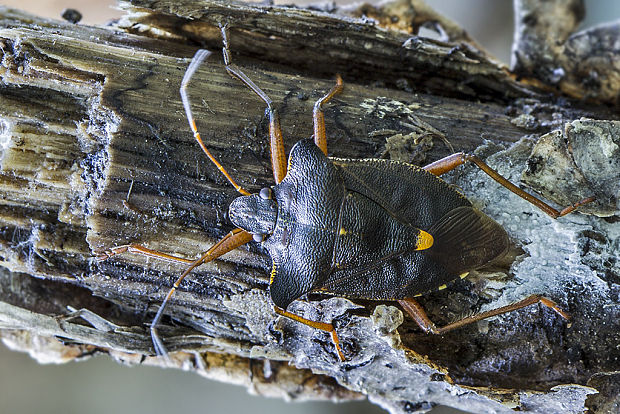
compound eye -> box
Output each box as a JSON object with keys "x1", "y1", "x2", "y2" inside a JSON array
[
  {"x1": 253, "y1": 233, "x2": 266, "y2": 243},
  {"x1": 259, "y1": 187, "x2": 273, "y2": 200}
]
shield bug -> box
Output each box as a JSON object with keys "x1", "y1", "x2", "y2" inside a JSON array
[{"x1": 98, "y1": 27, "x2": 594, "y2": 361}]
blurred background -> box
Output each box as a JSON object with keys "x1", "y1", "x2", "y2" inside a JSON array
[{"x1": 0, "y1": 1, "x2": 618, "y2": 413}]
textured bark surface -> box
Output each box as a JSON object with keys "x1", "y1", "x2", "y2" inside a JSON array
[
  {"x1": 0, "y1": 1, "x2": 619, "y2": 413},
  {"x1": 512, "y1": 0, "x2": 620, "y2": 103}
]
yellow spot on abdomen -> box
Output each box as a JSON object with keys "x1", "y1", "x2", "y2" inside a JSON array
[
  {"x1": 339, "y1": 227, "x2": 347, "y2": 235},
  {"x1": 416, "y1": 230, "x2": 434, "y2": 250},
  {"x1": 437, "y1": 284, "x2": 447, "y2": 290},
  {"x1": 460, "y1": 272, "x2": 469, "y2": 279}
]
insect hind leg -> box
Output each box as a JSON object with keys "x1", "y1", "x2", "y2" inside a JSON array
[
  {"x1": 399, "y1": 295, "x2": 569, "y2": 335},
  {"x1": 422, "y1": 152, "x2": 594, "y2": 218}
]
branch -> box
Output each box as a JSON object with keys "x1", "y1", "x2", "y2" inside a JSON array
[{"x1": 0, "y1": 1, "x2": 618, "y2": 413}]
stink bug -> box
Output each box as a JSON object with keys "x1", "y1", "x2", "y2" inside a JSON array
[{"x1": 98, "y1": 27, "x2": 594, "y2": 361}]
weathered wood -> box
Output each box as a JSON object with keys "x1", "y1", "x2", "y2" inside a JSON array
[
  {"x1": 512, "y1": 0, "x2": 620, "y2": 103},
  {"x1": 120, "y1": 0, "x2": 526, "y2": 100},
  {"x1": 0, "y1": 1, "x2": 618, "y2": 413}
]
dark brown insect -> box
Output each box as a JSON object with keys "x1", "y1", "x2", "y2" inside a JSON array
[{"x1": 98, "y1": 27, "x2": 594, "y2": 361}]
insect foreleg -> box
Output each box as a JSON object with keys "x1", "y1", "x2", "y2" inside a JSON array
[
  {"x1": 273, "y1": 306, "x2": 345, "y2": 361},
  {"x1": 422, "y1": 152, "x2": 594, "y2": 218},
  {"x1": 399, "y1": 295, "x2": 569, "y2": 335}
]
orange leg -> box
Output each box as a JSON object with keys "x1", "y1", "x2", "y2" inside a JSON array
[
  {"x1": 98, "y1": 229, "x2": 253, "y2": 356},
  {"x1": 273, "y1": 306, "x2": 345, "y2": 361},
  {"x1": 220, "y1": 26, "x2": 287, "y2": 184},
  {"x1": 422, "y1": 152, "x2": 594, "y2": 218},
  {"x1": 150, "y1": 229, "x2": 252, "y2": 356},
  {"x1": 149, "y1": 229, "x2": 252, "y2": 356},
  {"x1": 399, "y1": 295, "x2": 569, "y2": 335},
  {"x1": 219, "y1": 29, "x2": 347, "y2": 359},
  {"x1": 96, "y1": 244, "x2": 194, "y2": 264},
  {"x1": 313, "y1": 75, "x2": 343, "y2": 156}
]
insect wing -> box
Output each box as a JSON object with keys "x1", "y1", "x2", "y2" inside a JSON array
[
  {"x1": 426, "y1": 206, "x2": 509, "y2": 276},
  {"x1": 332, "y1": 158, "x2": 471, "y2": 229}
]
